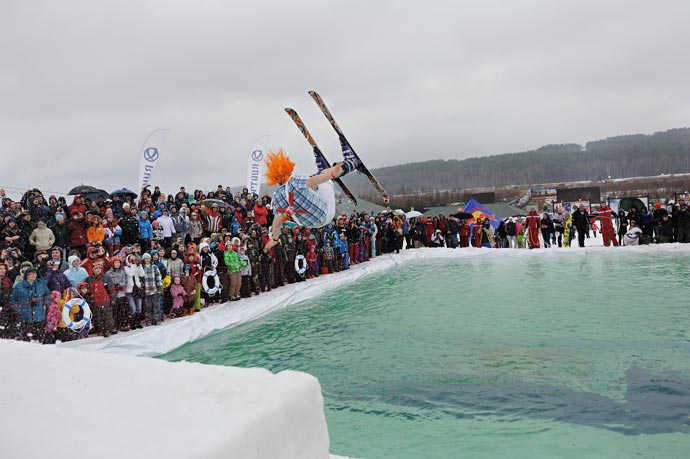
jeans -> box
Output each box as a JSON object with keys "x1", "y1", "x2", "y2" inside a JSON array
[{"x1": 126, "y1": 293, "x2": 142, "y2": 316}]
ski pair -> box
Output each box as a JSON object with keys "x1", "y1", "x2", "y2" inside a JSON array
[{"x1": 285, "y1": 91, "x2": 390, "y2": 204}]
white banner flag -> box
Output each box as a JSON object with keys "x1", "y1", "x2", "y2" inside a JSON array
[
  {"x1": 246, "y1": 135, "x2": 270, "y2": 195},
  {"x1": 137, "y1": 129, "x2": 169, "y2": 194}
]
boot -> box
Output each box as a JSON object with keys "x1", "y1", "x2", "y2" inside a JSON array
[{"x1": 339, "y1": 158, "x2": 361, "y2": 176}]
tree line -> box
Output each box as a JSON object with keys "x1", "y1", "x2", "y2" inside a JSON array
[{"x1": 341, "y1": 127, "x2": 690, "y2": 203}]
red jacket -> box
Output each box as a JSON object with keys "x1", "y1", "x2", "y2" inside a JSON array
[
  {"x1": 68, "y1": 218, "x2": 88, "y2": 247},
  {"x1": 593, "y1": 206, "x2": 615, "y2": 229},
  {"x1": 68, "y1": 197, "x2": 87, "y2": 216},
  {"x1": 87, "y1": 273, "x2": 110, "y2": 306},
  {"x1": 253, "y1": 204, "x2": 268, "y2": 226},
  {"x1": 425, "y1": 221, "x2": 434, "y2": 243}
]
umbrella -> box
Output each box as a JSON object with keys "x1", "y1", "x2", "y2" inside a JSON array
[
  {"x1": 111, "y1": 188, "x2": 138, "y2": 199},
  {"x1": 405, "y1": 210, "x2": 423, "y2": 219},
  {"x1": 68, "y1": 185, "x2": 100, "y2": 195},
  {"x1": 81, "y1": 189, "x2": 110, "y2": 202},
  {"x1": 202, "y1": 198, "x2": 226, "y2": 208},
  {"x1": 619, "y1": 197, "x2": 645, "y2": 212},
  {"x1": 392, "y1": 209, "x2": 405, "y2": 216},
  {"x1": 451, "y1": 212, "x2": 474, "y2": 220}
]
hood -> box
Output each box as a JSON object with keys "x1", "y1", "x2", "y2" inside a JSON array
[{"x1": 67, "y1": 255, "x2": 81, "y2": 267}]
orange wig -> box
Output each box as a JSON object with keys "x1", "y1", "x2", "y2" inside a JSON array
[{"x1": 264, "y1": 148, "x2": 295, "y2": 186}]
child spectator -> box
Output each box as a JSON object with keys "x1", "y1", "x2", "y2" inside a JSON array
[{"x1": 169, "y1": 275, "x2": 186, "y2": 317}]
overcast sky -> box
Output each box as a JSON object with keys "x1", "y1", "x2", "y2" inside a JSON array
[{"x1": 2, "y1": 0, "x2": 689, "y2": 199}]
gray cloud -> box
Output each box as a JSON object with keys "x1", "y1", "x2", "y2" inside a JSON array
[{"x1": 1, "y1": 0, "x2": 689, "y2": 198}]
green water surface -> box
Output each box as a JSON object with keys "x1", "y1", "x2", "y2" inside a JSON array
[{"x1": 161, "y1": 250, "x2": 690, "y2": 458}]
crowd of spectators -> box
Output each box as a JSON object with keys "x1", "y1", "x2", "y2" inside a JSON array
[
  {"x1": 404, "y1": 201, "x2": 690, "y2": 249},
  {"x1": 0, "y1": 185, "x2": 405, "y2": 344},
  {"x1": 2, "y1": 184, "x2": 689, "y2": 345}
]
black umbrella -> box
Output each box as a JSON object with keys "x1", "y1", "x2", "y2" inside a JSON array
[
  {"x1": 68, "y1": 185, "x2": 100, "y2": 195},
  {"x1": 619, "y1": 197, "x2": 645, "y2": 212},
  {"x1": 451, "y1": 212, "x2": 474, "y2": 220},
  {"x1": 202, "y1": 198, "x2": 226, "y2": 208},
  {"x1": 111, "y1": 188, "x2": 138, "y2": 199},
  {"x1": 81, "y1": 189, "x2": 110, "y2": 202}
]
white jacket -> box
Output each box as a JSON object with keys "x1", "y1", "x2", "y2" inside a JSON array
[{"x1": 124, "y1": 259, "x2": 145, "y2": 293}]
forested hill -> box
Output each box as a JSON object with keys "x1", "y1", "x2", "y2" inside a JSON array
[{"x1": 342, "y1": 128, "x2": 690, "y2": 195}]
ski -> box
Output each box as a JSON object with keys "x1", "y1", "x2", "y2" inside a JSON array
[
  {"x1": 308, "y1": 90, "x2": 390, "y2": 203},
  {"x1": 284, "y1": 108, "x2": 358, "y2": 206}
]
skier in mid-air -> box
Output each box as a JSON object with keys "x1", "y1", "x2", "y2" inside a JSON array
[{"x1": 262, "y1": 148, "x2": 360, "y2": 252}]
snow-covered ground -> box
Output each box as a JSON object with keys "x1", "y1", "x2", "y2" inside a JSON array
[
  {"x1": 4, "y1": 238, "x2": 689, "y2": 459},
  {"x1": 0, "y1": 339, "x2": 331, "y2": 459}
]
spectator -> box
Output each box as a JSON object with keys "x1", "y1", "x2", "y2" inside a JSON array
[
  {"x1": 68, "y1": 211, "x2": 88, "y2": 257},
  {"x1": 49, "y1": 213, "x2": 69, "y2": 253},
  {"x1": 10, "y1": 266, "x2": 51, "y2": 342},
  {"x1": 505, "y1": 217, "x2": 518, "y2": 249},
  {"x1": 104, "y1": 257, "x2": 128, "y2": 332},
  {"x1": 86, "y1": 215, "x2": 105, "y2": 247},
  {"x1": 156, "y1": 208, "x2": 176, "y2": 248},
  {"x1": 623, "y1": 220, "x2": 643, "y2": 246},
  {"x1": 119, "y1": 203, "x2": 140, "y2": 247},
  {"x1": 138, "y1": 211, "x2": 153, "y2": 253},
  {"x1": 86, "y1": 262, "x2": 114, "y2": 337},
  {"x1": 65, "y1": 255, "x2": 89, "y2": 288},
  {"x1": 124, "y1": 254, "x2": 145, "y2": 329},
  {"x1": 44, "y1": 259, "x2": 71, "y2": 293},
  {"x1": 572, "y1": 205, "x2": 590, "y2": 248},
  {"x1": 140, "y1": 253, "x2": 162, "y2": 325}
]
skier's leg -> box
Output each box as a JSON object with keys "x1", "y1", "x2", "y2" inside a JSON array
[
  {"x1": 340, "y1": 142, "x2": 362, "y2": 172},
  {"x1": 314, "y1": 155, "x2": 329, "y2": 174}
]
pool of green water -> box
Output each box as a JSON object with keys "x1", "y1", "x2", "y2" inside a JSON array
[{"x1": 160, "y1": 250, "x2": 690, "y2": 458}]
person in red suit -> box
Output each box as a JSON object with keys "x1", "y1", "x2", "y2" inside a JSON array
[
  {"x1": 592, "y1": 202, "x2": 618, "y2": 247},
  {"x1": 525, "y1": 209, "x2": 541, "y2": 249}
]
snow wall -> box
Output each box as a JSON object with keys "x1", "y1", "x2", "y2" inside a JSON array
[{"x1": 0, "y1": 340, "x2": 331, "y2": 459}]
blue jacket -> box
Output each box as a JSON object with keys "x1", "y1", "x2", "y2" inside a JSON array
[
  {"x1": 10, "y1": 276, "x2": 51, "y2": 323},
  {"x1": 152, "y1": 202, "x2": 167, "y2": 220},
  {"x1": 230, "y1": 221, "x2": 241, "y2": 236},
  {"x1": 336, "y1": 238, "x2": 348, "y2": 254},
  {"x1": 139, "y1": 216, "x2": 153, "y2": 240}
]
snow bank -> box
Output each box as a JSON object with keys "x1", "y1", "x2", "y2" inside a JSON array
[
  {"x1": 59, "y1": 241, "x2": 690, "y2": 358},
  {"x1": 0, "y1": 340, "x2": 330, "y2": 459}
]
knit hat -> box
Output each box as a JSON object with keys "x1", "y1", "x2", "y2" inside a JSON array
[
  {"x1": 198, "y1": 242, "x2": 209, "y2": 251},
  {"x1": 184, "y1": 264, "x2": 191, "y2": 272},
  {"x1": 139, "y1": 211, "x2": 148, "y2": 218},
  {"x1": 141, "y1": 253, "x2": 152, "y2": 261},
  {"x1": 20, "y1": 261, "x2": 33, "y2": 269}
]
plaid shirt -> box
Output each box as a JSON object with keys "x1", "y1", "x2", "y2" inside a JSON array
[
  {"x1": 273, "y1": 176, "x2": 328, "y2": 228},
  {"x1": 141, "y1": 263, "x2": 162, "y2": 296}
]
